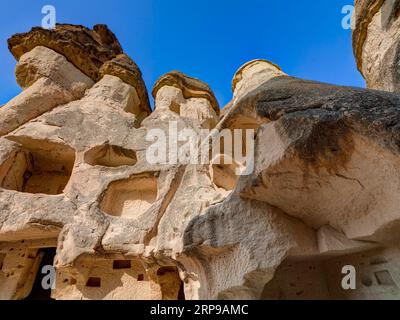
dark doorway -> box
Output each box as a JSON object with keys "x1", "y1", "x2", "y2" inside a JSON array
[
  {"x1": 157, "y1": 266, "x2": 186, "y2": 300},
  {"x1": 178, "y1": 279, "x2": 186, "y2": 301},
  {"x1": 25, "y1": 248, "x2": 56, "y2": 300}
]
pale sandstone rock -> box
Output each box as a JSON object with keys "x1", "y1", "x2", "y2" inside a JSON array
[
  {"x1": 82, "y1": 75, "x2": 144, "y2": 118},
  {"x1": 99, "y1": 54, "x2": 151, "y2": 116},
  {"x1": 219, "y1": 59, "x2": 287, "y2": 130},
  {"x1": 153, "y1": 85, "x2": 219, "y2": 129},
  {"x1": 16, "y1": 46, "x2": 93, "y2": 91},
  {"x1": 235, "y1": 76, "x2": 400, "y2": 244},
  {"x1": 1, "y1": 16, "x2": 400, "y2": 301},
  {"x1": 0, "y1": 248, "x2": 43, "y2": 300},
  {"x1": 353, "y1": 0, "x2": 400, "y2": 92},
  {"x1": 182, "y1": 193, "x2": 317, "y2": 299},
  {"x1": 152, "y1": 71, "x2": 220, "y2": 115},
  {"x1": 8, "y1": 24, "x2": 123, "y2": 81},
  {"x1": 0, "y1": 47, "x2": 94, "y2": 137},
  {"x1": 317, "y1": 225, "x2": 378, "y2": 257},
  {"x1": 232, "y1": 59, "x2": 287, "y2": 100}
]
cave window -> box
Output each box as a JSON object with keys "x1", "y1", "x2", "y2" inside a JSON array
[
  {"x1": 157, "y1": 266, "x2": 186, "y2": 300},
  {"x1": 86, "y1": 277, "x2": 102, "y2": 287},
  {"x1": 100, "y1": 174, "x2": 158, "y2": 219},
  {"x1": 1, "y1": 140, "x2": 75, "y2": 195},
  {"x1": 25, "y1": 248, "x2": 56, "y2": 300},
  {"x1": 84, "y1": 144, "x2": 137, "y2": 167},
  {"x1": 0, "y1": 253, "x2": 5, "y2": 270},
  {"x1": 374, "y1": 270, "x2": 396, "y2": 286},
  {"x1": 113, "y1": 260, "x2": 132, "y2": 270},
  {"x1": 137, "y1": 274, "x2": 144, "y2": 281}
]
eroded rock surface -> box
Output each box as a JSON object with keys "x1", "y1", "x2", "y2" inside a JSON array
[
  {"x1": 2, "y1": 7, "x2": 400, "y2": 300},
  {"x1": 8, "y1": 24, "x2": 123, "y2": 81},
  {"x1": 353, "y1": 0, "x2": 400, "y2": 92}
]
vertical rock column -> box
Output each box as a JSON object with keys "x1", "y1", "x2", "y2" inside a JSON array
[
  {"x1": 353, "y1": 0, "x2": 400, "y2": 92},
  {"x1": 0, "y1": 46, "x2": 94, "y2": 136}
]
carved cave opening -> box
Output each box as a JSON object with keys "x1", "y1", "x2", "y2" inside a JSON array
[
  {"x1": 84, "y1": 144, "x2": 137, "y2": 167},
  {"x1": 53, "y1": 259, "x2": 181, "y2": 300},
  {"x1": 261, "y1": 249, "x2": 400, "y2": 300},
  {"x1": 157, "y1": 266, "x2": 185, "y2": 300},
  {"x1": 0, "y1": 140, "x2": 75, "y2": 195},
  {"x1": 25, "y1": 248, "x2": 56, "y2": 300},
  {"x1": 101, "y1": 175, "x2": 158, "y2": 218}
]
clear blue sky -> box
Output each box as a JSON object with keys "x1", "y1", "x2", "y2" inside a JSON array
[{"x1": 0, "y1": 0, "x2": 364, "y2": 107}]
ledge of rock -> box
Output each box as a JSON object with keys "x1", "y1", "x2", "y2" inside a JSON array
[
  {"x1": 353, "y1": 0, "x2": 400, "y2": 92},
  {"x1": 8, "y1": 24, "x2": 123, "y2": 81},
  {"x1": 352, "y1": 0, "x2": 385, "y2": 72},
  {"x1": 99, "y1": 54, "x2": 151, "y2": 115},
  {"x1": 2, "y1": 11, "x2": 400, "y2": 300},
  {"x1": 152, "y1": 71, "x2": 220, "y2": 115}
]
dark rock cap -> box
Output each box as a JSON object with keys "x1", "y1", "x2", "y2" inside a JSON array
[
  {"x1": 232, "y1": 59, "x2": 283, "y2": 93},
  {"x1": 8, "y1": 23, "x2": 123, "y2": 81},
  {"x1": 99, "y1": 54, "x2": 151, "y2": 115}
]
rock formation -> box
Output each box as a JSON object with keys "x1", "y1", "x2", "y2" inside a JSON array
[
  {"x1": 1, "y1": 2, "x2": 400, "y2": 299},
  {"x1": 353, "y1": 0, "x2": 400, "y2": 92}
]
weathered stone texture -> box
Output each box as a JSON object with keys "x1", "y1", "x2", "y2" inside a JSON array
[
  {"x1": 353, "y1": 0, "x2": 400, "y2": 92},
  {"x1": 1, "y1": 5, "x2": 400, "y2": 299}
]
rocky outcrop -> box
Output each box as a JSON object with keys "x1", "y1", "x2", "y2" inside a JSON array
[
  {"x1": 235, "y1": 75, "x2": 400, "y2": 241},
  {"x1": 152, "y1": 71, "x2": 220, "y2": 115},
  {"x1": 0, "y1": 46, "x2": 94, "y2": 136},
  {"x1": 1, "y1": 6, "x2": 400, "y2": 300},
  {"x1": 353, "y1": 0, "x2": 400, "y2": 92},
  {"x1": 8, "y1": 24, "x2": 123, "y2": 81},
  {"x1": 99, "y1": 54, "x2": 151, "y2": 115},
  {"x1": 151, "y1": 71, "x2": 220, "y2": 129},
  {"x1": 1, "y1": 24, "x2": 151, "y2": 138}
]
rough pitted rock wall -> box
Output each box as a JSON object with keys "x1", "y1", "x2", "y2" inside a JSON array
[
  {"x1": 353, "y1": 0, "x2": 400, "y2": 92},
  {"x1": 1, "y1": 4, "x2": 400, "y2": 300},
  {"x1": 8, "y1": 24, "x2": 123, "y2": 81},
  {"x1": 152, "y1": 71, "x2": 220, "y2": 115}
]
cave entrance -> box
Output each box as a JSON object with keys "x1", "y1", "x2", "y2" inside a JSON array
[
  {"x1": 100, "y1": 174, "x2": 158, "y2": 219},
  {"x1": 0, "y1": 139, "x2": 75, "y2": 195},
  {"x1": 25, "y1": 248, "x2": 56, "y2": 300},
  {"x1": 157, "y1": 266, "x2": 186, "y2": 300}
]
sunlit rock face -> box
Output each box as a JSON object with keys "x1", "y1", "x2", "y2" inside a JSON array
[
  {"x1": 2, "y1": 4, "x2": 400, "y2": 300},
  {"x1": 353, "y1": 0, "x2": 400, "y2": 92}
]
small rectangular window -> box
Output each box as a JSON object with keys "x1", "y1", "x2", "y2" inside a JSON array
[
  {"x1": 374, "y1": 270, "x2": 396, "y2": 286},
  {"x1": 137, "y1": 274, "x2": 144, "y2": 281},
  {"x1": 113, "y1": 260, "x2": 132, "y2": 270},
  {"x1": 86, "y1": 277, "x2": 101, "y2": 287},
  {"x1": 0, "y1": 253, "x2": 5, "y2": 270}
]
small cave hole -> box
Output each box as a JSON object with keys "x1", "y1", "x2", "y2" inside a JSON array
[
  {"x1": 0, "y1": 253, "x2": 5, "y2": 270},
  {"x1": 361, "y1": 275, "x2": 373, "y2": 287},
  {"x1": 156, "y1": 266, "x2": 185, "y2": 300},
  {"x1": 1, "y1": 139, "x2": 75, "y2": 195},
  {"x1": 211, "y1": 155, "x2": 240, "y2": 192},
  {"x1": 137, "y1": 274, "x2": 144, "y2": 281},
  {"x1": 25, "y1": 248, "x2": 56, "y2": 300},
  {"x1": 84, "y1": 144, "x2": 137, "y2": 167},
  {"x1": 374, "y1": 270, "x2": 396, "y2": 286},
  {"x1": 86, "y1": 277, "x2": 102, "y2": 287},
  {"x1": 113, "y1": 260, "x2": 132, "y2": 270},
  {"x1": 100, "y1": 174, "x2": 158, "y2": 219}
]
